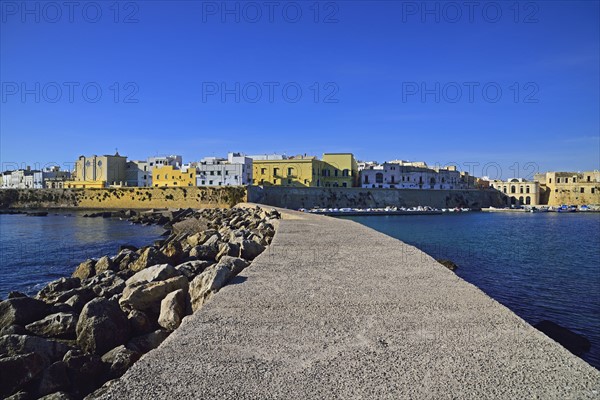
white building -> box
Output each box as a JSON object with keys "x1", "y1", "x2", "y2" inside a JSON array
[
  {"x1": 248, "y1": 153, "x2": 288, "y2": 161},
  {"x1": 360, "y1": 162, "x2": 466, "y2": 190},
  {"x1": 196, "y1": 152, "x2": 252, "y2": 186},
  {"x1": 1, "y1": 167, "x2": 71, "y2": 189},
  {"x1": 126, "y1": 160, "x2": 150, "y2": 187}
]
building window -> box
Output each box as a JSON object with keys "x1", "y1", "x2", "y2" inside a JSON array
[
  {"x1": 217, "y1": 171, "x2": 221, "y2": 175},
  {"x1": 526, "y1": 186, "x2": 530, "y2": 193},
  {"x1": 288, "y1": 179, "x2": 292, "y2": 184},
  {"x1": 343, "y1": 182, "x2": 347, "y2": 187},
  {"x1": 573, "y1": 177, "x2": 577, "y2": 183},
  {"x1": 202, "y1": 180, "x2": 205, "y2": 185},
  {"x1": 261, "y1": 168, "x2": 266, "y2": 174},
  {"x1": 526, "y1": 196, "x2": 531, "y2": 205},
  {"x1": 288, "y1": 167, "x2": 293, "y2": 176},
  {"x1": 342, "y1": 169, "x2": 349, "y2": 177},
  {"x1": 375, "y1": 173, "x2": 383, "y2": 184},
  {"x1": 587, "y1": 176, "x2": 591, "y2": 182},
  {"x1": 519, "y1": 186, "x2": 523, "y2": 193},
  {"x1": 592, "y1": 188, "x2": 595, "y2": 194},
  {"x1": 549, "y1": 178, "x2": 552, "y2": 183},
  {"x1": 209, "y1": 180, "x2": 213, "y2": 185},
  {"x1": 334, "y1": 170, "x2": 339, "y2": 177},
  {"x1": 511, "y1": 186, "x2": 516, "y2": 193},
  {"x1": 364, "y1": 176, "x2": 369, "y2": 184},
  {"x1": 580, "y1": 187, "x2": 585, "y2": 193},
  {"x1": 210, "y1": 171, "x2": 214, "y2": 175},
  {"x1": 273, "y1": 168, "x2": 279, "y2": 176}
]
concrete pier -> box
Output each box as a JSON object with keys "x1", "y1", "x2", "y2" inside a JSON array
[{"x1": 95, "y1": 206, "x2": 600, "y2": 399}]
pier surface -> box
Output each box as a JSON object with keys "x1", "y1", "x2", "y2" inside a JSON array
[{"x1": 96, "y1": 206, "x2": 600, "y2": 399}]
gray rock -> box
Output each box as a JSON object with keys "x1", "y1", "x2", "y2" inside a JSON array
[
  {"x1": 119, "y1": 276, "x2": 189, "y2": 313},
  {"x1": 189, "y1": 264, "x2": 232, "y2": 312},
  {"x1": 127, "y1": 310, "x2": 154, "y2": 336},
  {"x1": 189, "y1": 245, "x2": 218, "y2": 261},
  {"x1": 125, "y1": 264, "x2": 179, "y2": 286},
  {"x1": 37, "y1": 278, "x2": 81, "y2": 302},
  {"x1": 34, "y1": 361, "x2": 70, "y2": 397},
  {"x1": 0, "y1": 324, "x2": 27, "y2": 336},
  {"x1": 0, "y1": 335, "x2": 72, "y2": 365},
  {"x1": 216, "y1": 242, "x2": 240, "y2": 261},
  {"x1": 0, "y1": 352, "x2": 46, "y2": 398},
  {"x1": 0, "y1": 297, "x2": 50, "y2": 329},
  {"x1": 64, "y1": 288, "x2": 96, "y2": 313},
  {"x1": 158, "y1": 289, "x2": 186, "y2": 331},
  {"x1": 72, "y1": 259, "x2": 95, "y2": 280},
  {"x1": 101, "y1": 345, "x2": 141, "y2": 379},
  {"x1": 216, "y1": 256, "x2": 250, "y2": 277},
  {"x1": 25, "y1": 312, "x2": 78, "y2": 339},
  {"x1": 126, "y1": 329, "x2": 170, "y2": 354},
  {"x1": 76, "y1": 298, "x2": 130, "y2": 355},
  {"x1": 203, "y1": 234, "x2": 221, "y2": 248},
  {"x1": 240, "y1": 239, "x2": 265, "y2": 261},
  {"x1": 175, "y1": 260, "x2": 213, "y2": 279},
  {"x1": 94, "y1": 256, "x2": 116, "y2": 274},
  {"x1": 38, "y1": 392, "x2": 72, "y2": 400},
  {"x1": 62, "y1": 350, "x2": 106, "y2": 397},
  {"x1": 129, "y1": 247, "x2": 168, "y2": 272}
]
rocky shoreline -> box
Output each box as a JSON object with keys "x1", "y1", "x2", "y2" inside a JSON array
[{"x1": 0, "y1": 206, "x2": 280, "y2": 399}]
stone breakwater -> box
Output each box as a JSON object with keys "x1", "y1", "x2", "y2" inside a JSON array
[{"x1": 0, "y1": 206, "x2": 280, "y2": 399}]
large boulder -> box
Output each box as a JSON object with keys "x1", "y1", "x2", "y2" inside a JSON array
[
  {"x1": 203, "y1": 234, "x2": 221, "y2": 248},
  {"x1": 94, "y1": 256, "x2": 116, "y2": 274},
  {"x1": 126, "y1": 329, "x2": 170, "y2": 354},
  {"x1": 76, "y1": 298, "x2": 130, "y2": 355},
  {"x1": 129, "y1": 247, "x2": 168, "y2": 272},
  {"x1": 0, "y1": 352, "x2": 46, "y2": 398},
  {"x1": 33, "y1": 361, "x2": 70, "y2": 398},
  {"x1": 240, "y1": 240, "x2": 265, "y2": 261},
  {"x1": 63, "y1": 289, "x2": 96, "y2": 313},
  {"x1": 101, "y1": 345, "x2": 141, "y2": 379},
  {"x1": 25, "y1": 312, "x2": 78, "y2": 339},
  {"x1": 160, "y1": 241, "x2": 183, "y2": 263},
  {"x1": 72, "y1": 259, "x2": 95, "y2": 280},
  {"x1": 158, "y1": 289, "x2": 186, "y2": 331},
  {"x1": 217, "y1": 256, "x2": 250, "y2": 277},
  {"x1": 175, "y1": 260, "x2": 213, "y2": 279},
  {"x1": 0, "y1": 335, "x2": 72, "y2": 364},
  {"x1": 125, "y1": 264, "x2": 179, "y2": 286},
  {"x1": 119, "y1": 276, "x2": 188, "y2": 313},
  {"x1": 0, "y1": 297, "x2": 50, "y2": 329},
  {"x1": 62, "y1": 350, "x2": 106, "y2": 397},
  {"x1": 189, "y1": 264, "x2": 232, "y2": 312},
  {"x1": 189, "y1": 245, "x2": 218, "y2": 261},
  {"x1": 127, "y1": 310, "x2": 155, "y2": 336},
  {"x1": 37, "y1": 278, "x2": 81, "y2": 302},
  {"x1": 216, "y1": 242, "x2": 240, "y2": 261}
]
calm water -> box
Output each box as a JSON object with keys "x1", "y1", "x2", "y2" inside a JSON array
[
  {"x1": 342, "y1": 212, "x2": 600, "y2": 370},
  {"x1": 0, "y1": 212, "x2": 165, "y2": 299}
]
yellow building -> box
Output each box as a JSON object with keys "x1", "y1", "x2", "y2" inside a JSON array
[
  {"x1": 152, "y1": 165, "x2": 196, "y2": 187},
  {"x1": 321, "y1": 153, "x2": 358, "y2": 187},
  {"x1": 65, "y1": 153, "x2": 127, "y2": 188},
  {"x1": 252, "y1": 156, "x2": 322, "y2": 187},
  {"x1": 535, "y1": 171, "x2": 600, "y2": 205},
  {"x1": 252, "y1": 153, "x2": 358, "y2": 187}
]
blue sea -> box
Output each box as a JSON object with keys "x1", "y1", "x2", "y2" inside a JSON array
[
  {"x1": 0, "y1": 212, "x2": 165, "y2": 299},
  {"x1": 341, "y1": 212, "x2": 600, "y2": 370}
]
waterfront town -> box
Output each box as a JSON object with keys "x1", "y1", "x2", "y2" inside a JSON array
[{"x1": 1, "y1": 151, "x2": 599, "y2": 207}]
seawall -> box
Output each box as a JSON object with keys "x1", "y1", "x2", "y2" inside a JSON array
[
  {"x1": 94, "y1": 204, "x2": 600, "y2": 399},
  {"x1": 0, "y1": 187, "x2": 247, "y2": 209},
  {"x1": 247, "y1": 186, "x2": 507, "y2": 209},
  {"x1": 0, "y1": 186, "x2": 506, "y2": 210}
]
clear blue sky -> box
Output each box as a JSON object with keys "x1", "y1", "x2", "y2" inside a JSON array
[{"x1": 1, "y1": 1, "x2": 598, "y2": 180}]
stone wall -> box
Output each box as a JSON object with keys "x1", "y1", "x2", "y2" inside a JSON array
[
  {"x1": 0, "y1": 187, "x2": 247, "y2": 209},
  {"x1": 0, "y1": 186, "x2": 508, "y2": 210},
  {"x1": 247, "y1": 186, "x2": 507, "y2": 209}
]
